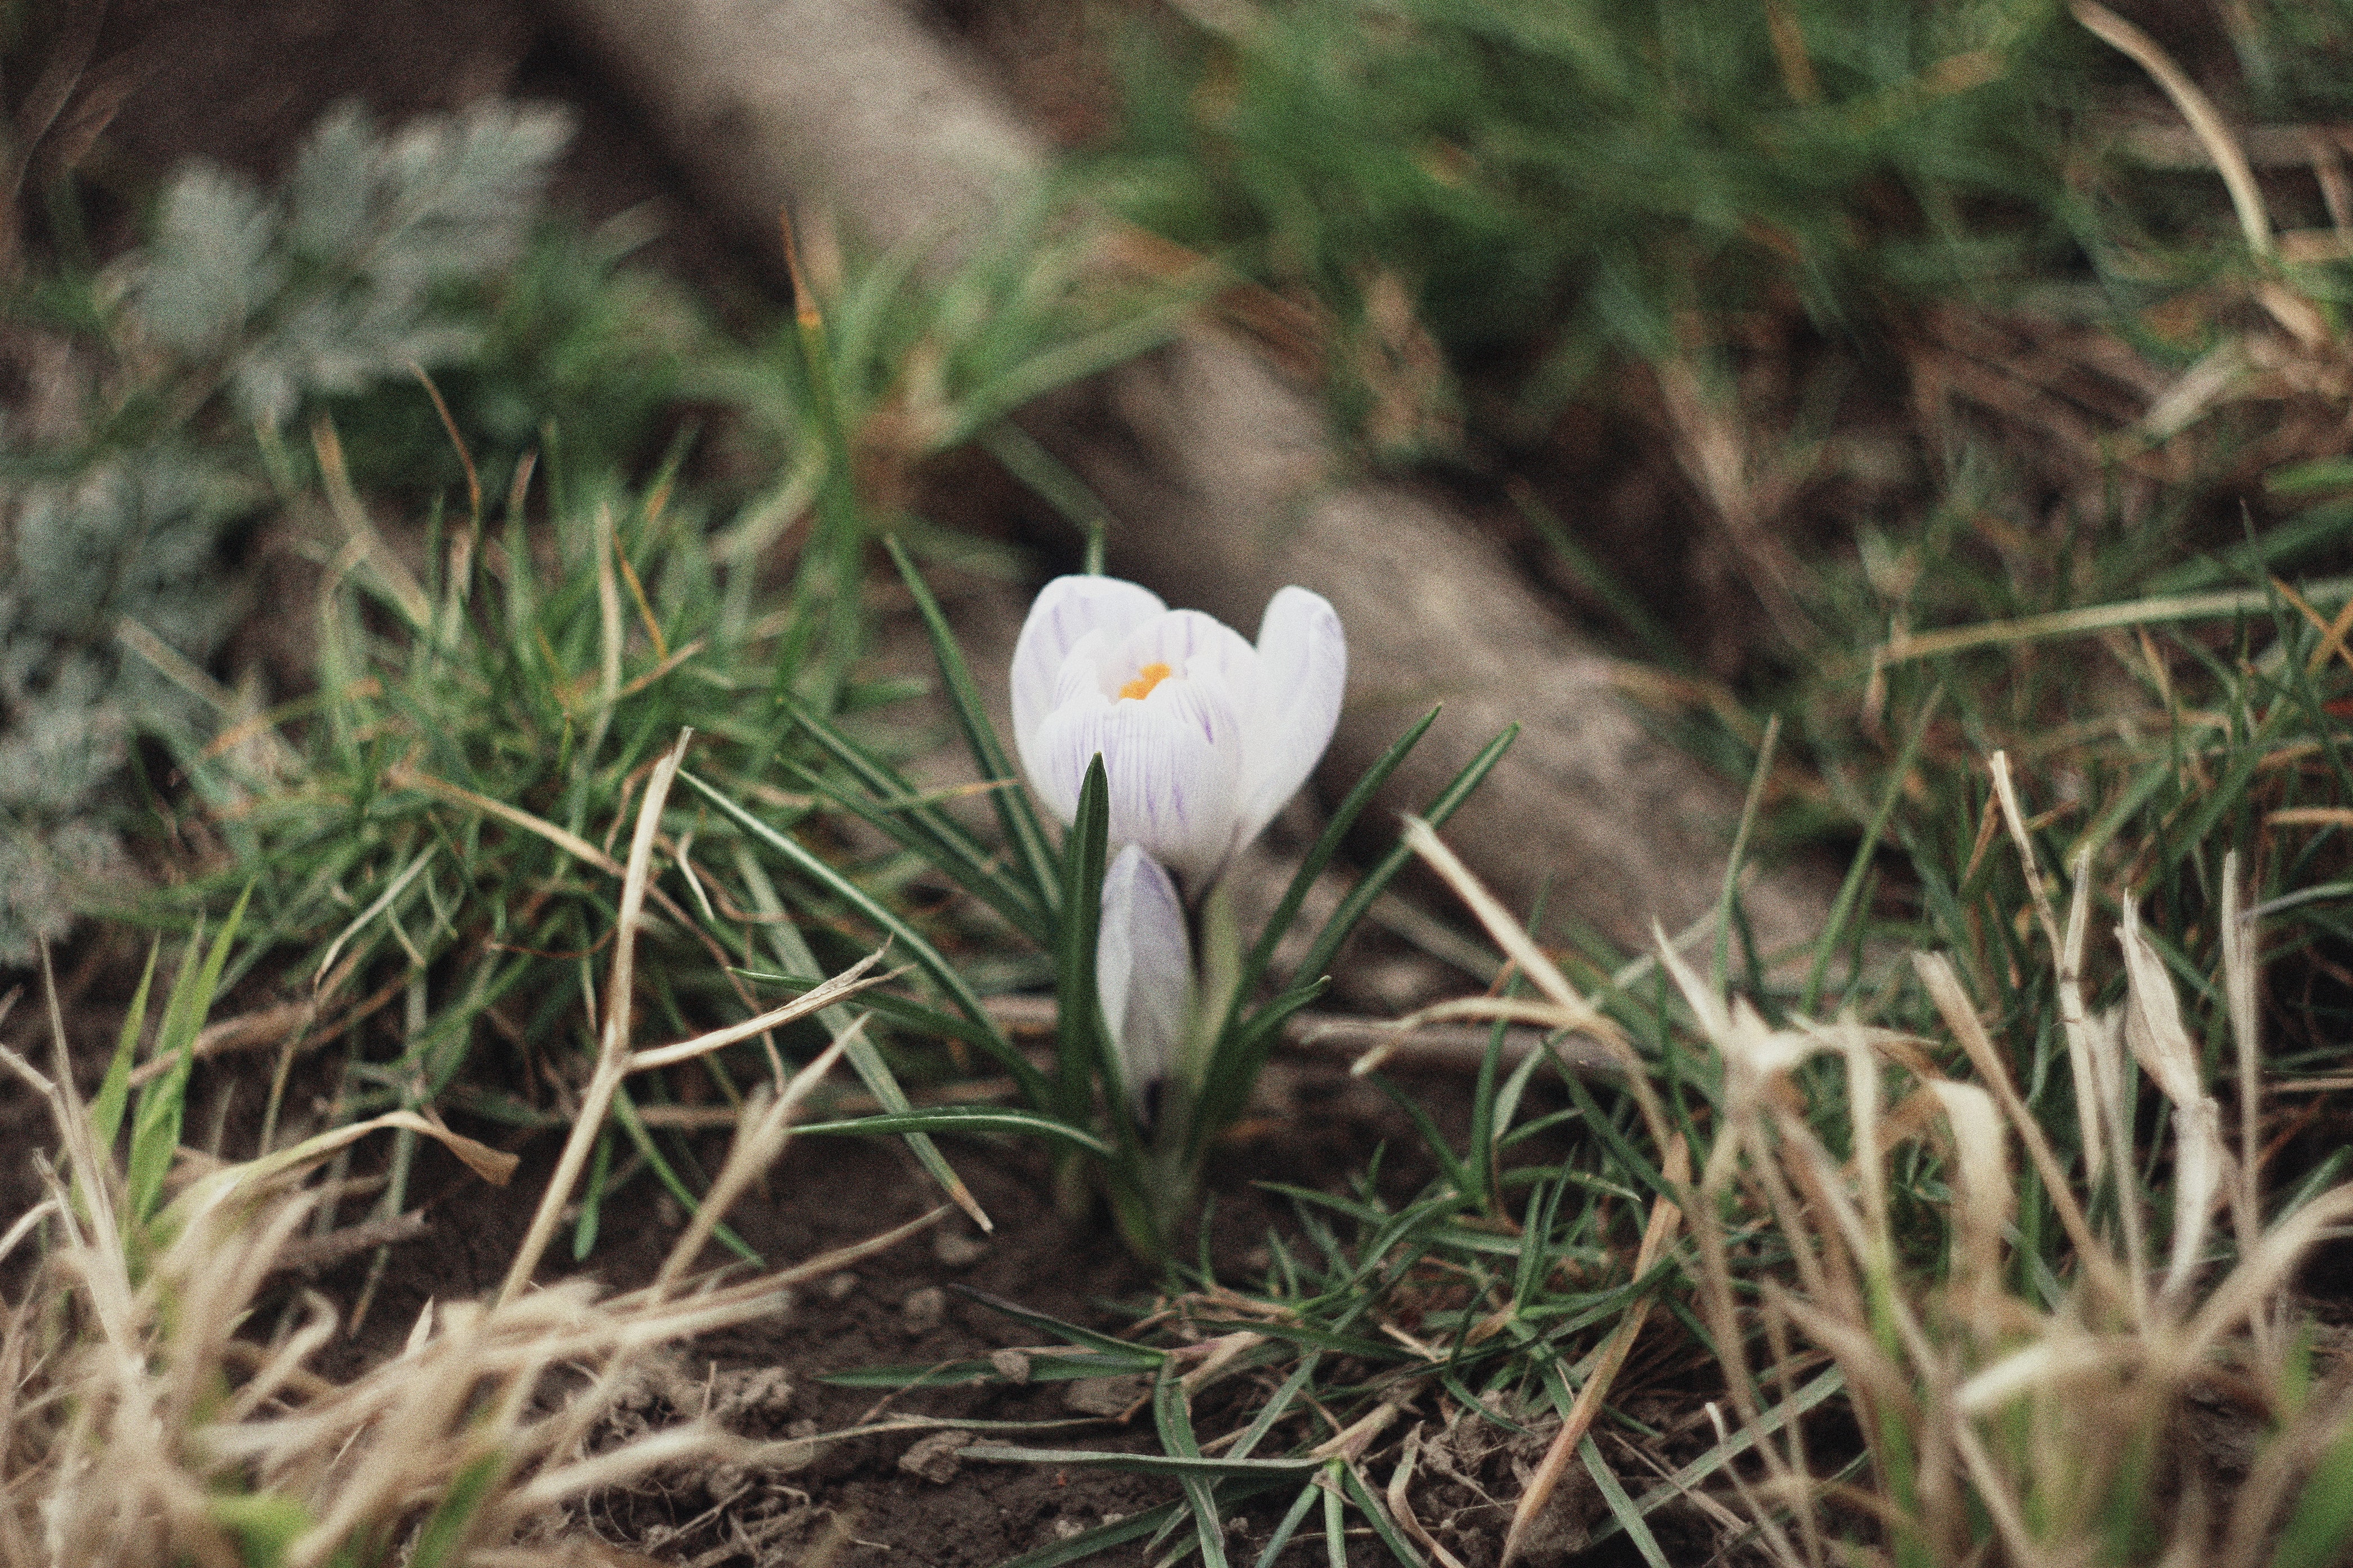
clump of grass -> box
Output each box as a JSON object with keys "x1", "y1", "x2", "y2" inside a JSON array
[
  {"x1": 0, "y1": 752, "x2": 930, "y2": 1568},
  {"x1": 1664, "y1": 768, "x2": 2353, "y2": 1567}
]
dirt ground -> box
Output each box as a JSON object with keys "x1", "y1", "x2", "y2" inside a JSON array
[{"x1": 16, "y1": 912, "x2": 1598, "y2": 1565}]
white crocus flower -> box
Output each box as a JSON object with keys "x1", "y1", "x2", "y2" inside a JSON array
[
  {"x1": 1097, "y1": 845, "x2": 1194, "y2": 1098},
  {"x1": 1010, "y1": 575, "x2": 1347, "y2": 894},
  {"x1": 1011, "y1": 574, "x2": 1345, "y2": 1100}
]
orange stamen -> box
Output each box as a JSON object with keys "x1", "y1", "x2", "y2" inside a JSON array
[{"x1": 1118, "y1": 661, "x2": 1174, "y2": 701}]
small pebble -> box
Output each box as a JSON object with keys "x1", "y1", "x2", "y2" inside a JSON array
[
  {"x1": 933, "y1": 1229, "x2": 988, "y2": 1267},
  {"x1": 822, "y1": 1272, "x2": 858, "y2": 1301},
  {"x1": 902, "y1": 1285, "x2": 948, "y2": 1334},
  {"x1": 1063, "y1": 1375, "x2": 1147, "y2": 1417},
  {"x1": 898, "y1": 1428, "x2": 976, "y2": 1484},
  {"x1": 988, "y1": 1348, "x2": 1033, "y2": 1384}
]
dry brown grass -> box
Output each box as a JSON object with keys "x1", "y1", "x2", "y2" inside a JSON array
[
  {"x1": 0, "y1": 732, "x2": 935, "y2": 1568},
  {"x1": 1405, "y1": 756, "x2": 2353, "y2": 1568}
]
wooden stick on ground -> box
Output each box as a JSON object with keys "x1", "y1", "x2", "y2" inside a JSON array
[{"x1": 543, "y1": 0, "x2": 1838, "y2": 956}]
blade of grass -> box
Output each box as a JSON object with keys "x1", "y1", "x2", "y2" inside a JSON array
[
  {"x1": 783, "y1": 697, "x2": 1046, "y2": 940},
  {"x1": 728, "y1": 846, "x2": 995, "y2": 1230},
  {"x1": 1156, "y1": 1360, "x2": 1233, "y2": 1568},
  {"x1": 792, "y1": 1106, "x2": 1115, "y2": 1157},
  {"x1": 885, "y1": 535, "x2": 1063, "y2": 912},
  {"x1": 1802, "y1": 688, "x2": 1940, "y2": 1014},
  {"x1": 1229, "y1": 706, "x2": 1441, "y2": 1021},
  {"x1": 682, "y1": 767, "x2": 1043, "y2": 1101}
]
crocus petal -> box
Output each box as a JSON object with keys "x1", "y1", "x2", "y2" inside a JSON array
[
  {"x1": 1111, "y1": 609, "x2": 1259, "y2": 711},
  {"x1": 1032, "y1": 663, "x2": 1246, "y2": 888},
  {"x1": 1097, "y1": 845, "x2": 1194, "y2": 1099},
  {"x1": 1010, "y1": 575, "x2": 1166, "y2": 778},
  {"x1": 1235, "y1": 586, "x2": 1346, "y2": 847}
]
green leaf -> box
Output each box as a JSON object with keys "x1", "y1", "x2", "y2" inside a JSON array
[{"x1": 1056, "y1": 756, "x2": 1119, "y2": 1125}]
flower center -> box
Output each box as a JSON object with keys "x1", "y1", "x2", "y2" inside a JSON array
[{"x1": 1118, "y1": 661, "x2": 1174, "y2": 701}]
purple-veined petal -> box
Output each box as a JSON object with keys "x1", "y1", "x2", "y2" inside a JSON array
[
  {"x1": 1032, "y1": 664, "x2": 1246, "y2": 888},
  {"x1": 1097, "y1": 845, "x2": 1194, "y2": 1098},
  {"x1": 1010, "y1": 575, "x2": 1166, "y2": 769},
  {"x1": 1111, "y1": 609, "x2": 1260, "y2": 713},
  {"x1": 1236, "y1": 586, "x2": 1346, "y2": 846}
]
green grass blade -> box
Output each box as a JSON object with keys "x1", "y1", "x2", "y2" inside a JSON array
[
  {"x1": 1231, "y1": 1355, "x2": 1322, "y2": 1461},
  {"x1": 794, "y1": 1106, "x2": 1115, "y2": 1157},
  {"x1": 782, "y1": 756, "x2": 1046, "y2": 942},
  {"x1": 729, "y1": 848, "x2": 996, "y2": 1230},
  {"x1": 820, "y1": 1350, "x2": 1151, "y2": 1388},
  {"x1": 129, "y1": 886, "x2": 251, "y2": 1226},
  {"x1": 2266, "y1": 1409, "x2": 2353, "y2": 1568},
  {"x1": 405, "y1": 1450, "x2": 504, "y2": 1568},
  {"x1": 1155, "y1": 1361, "x2": 1232, "y2": 1568},
  {"x1": 1335, "y1": 1459, "x2": 1426, "y2": 1566},
  {"x1": 683, "y1": 767, "x2": 1045, "y2": 1100},
  {"x1": 993, "y1": 1502, "x2": 1191, "y2": 1568},
  {"x1": 783, "y1": 696, "x2": 1047, "y2": 940},
  {"x1": 885, "y1": 534, "x2": 1064, "y2": 912},
  {"x1": 1581, "y1": 1435, "x2": 1669, "y2": 1568},
  {"x1": 207, "y1": 1492, "x2": 313, "y2": 1568},
  {"x1": 734, "y1": 969, "x2": 1008, "y2": 1055},
  {"x1": 1802, "y1": 689, "x2": 1938, "y2": 1013},
  {"x1": 1253, "y1": 1482, "x2": 1325, "y2": 1568},
  {"x1": 1289, "y1": 723, "x2": 1517, "y2": 989},
  {"x1": 1323, "y1": 1462, "x2": 1348, "y2": 1568},
  {"x1": 979, "y1": 424, "x2": 1113, "y2": 574},
  {"x1": 1589, "y1": 1366, "x2": 1845, "y2": 1542},
  {"x1": 951, "y1": 1286, "x2": 1169, "y2": 1362},
  {"x1": 611, "y1": 1084, "x2": 761, "y2": 1266},
  {"x1": 90, "y1": 938, "x2": 160, "y2": 1149},
  {"x1": 1229, "y1": 706, "x2": 1441, "y2": 1022},
  {"x1": 959, "y1": 1445, "x2": 1321, "y2": 1477},
  {"x1": 993, "y1": 1495, "x2": 1186, "y2": 1568},
  {"x1": 571, "y1": 1124, "x2": 613, "y2": 1261}
]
